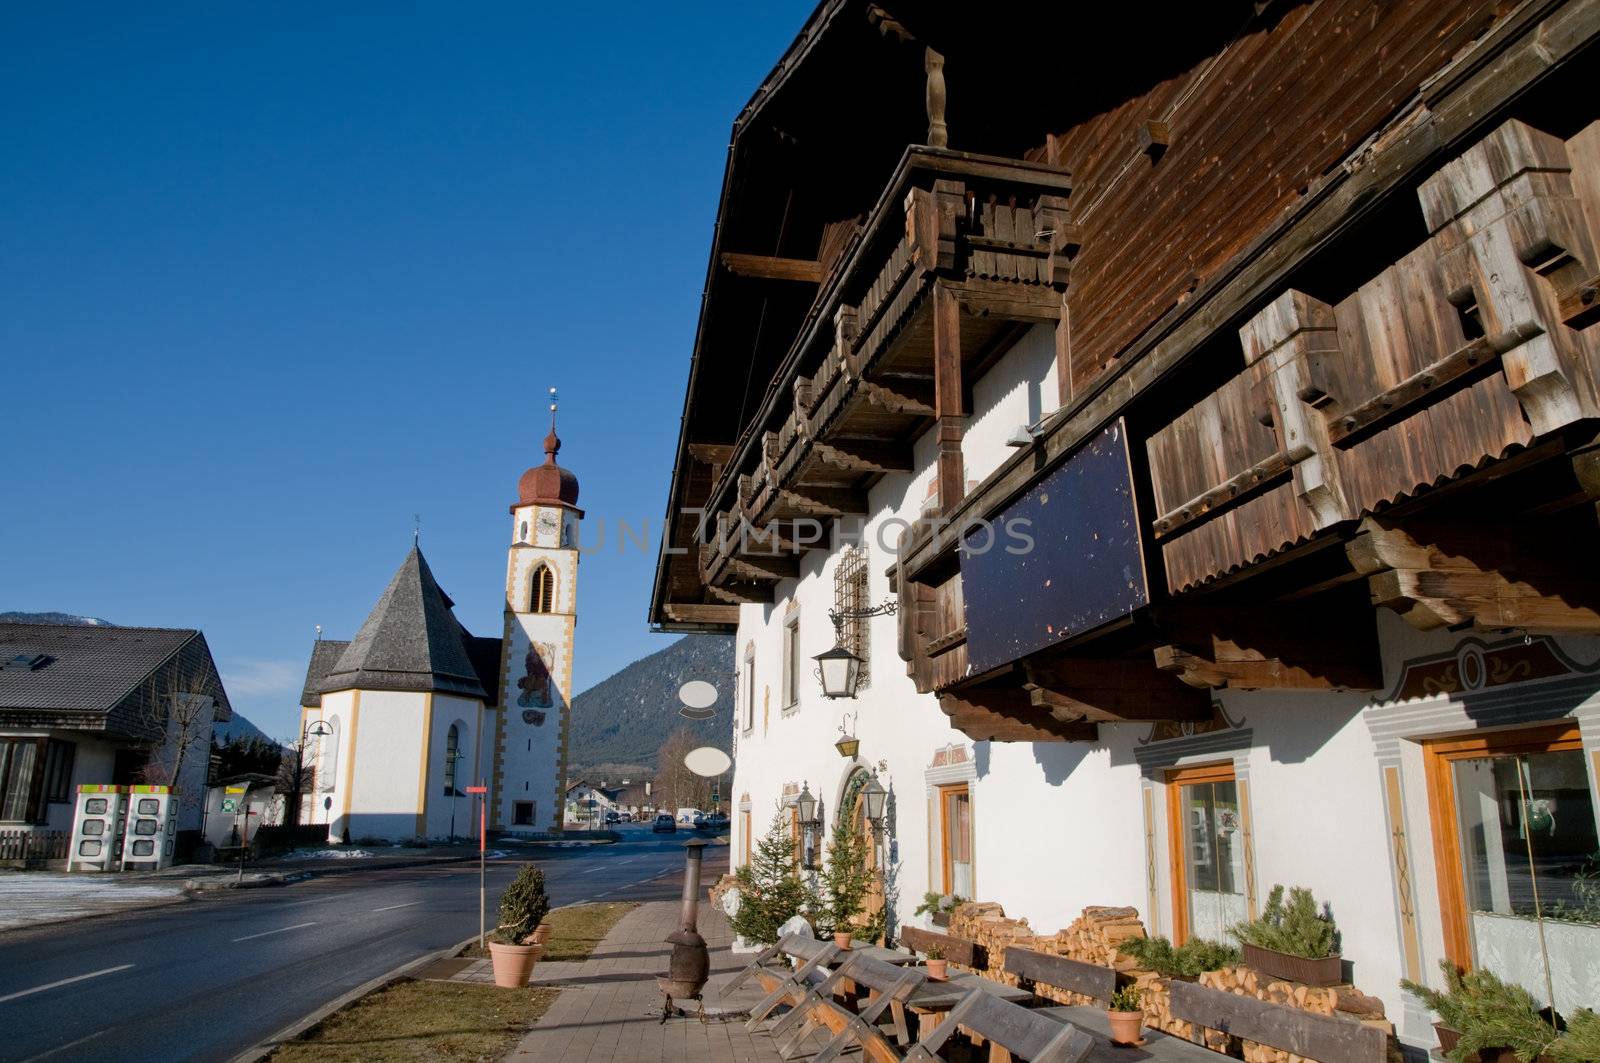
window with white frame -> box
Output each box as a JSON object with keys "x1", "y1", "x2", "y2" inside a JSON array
[
  {"x1": 742, "y1": 644, "x2": 756, "y2": 731},
  {"x1": 781, "y1": 611, "x2": 801, "y2": 710}
]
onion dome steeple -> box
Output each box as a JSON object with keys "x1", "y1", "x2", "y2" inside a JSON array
[{"x1": 515, "y1": 387, "x2": 580, "y2": 509}]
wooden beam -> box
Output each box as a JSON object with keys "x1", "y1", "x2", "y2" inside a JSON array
[
  {"x1": 1347, "y1": 516, "x2": 1600, "y2": 634},
  {"x1": 1152, "y1": 600, "x2": 1382, "y2": 691},
  {"x1": 1168, "y1": 980, "x2": 1386, "y2": 1063},
  {"x1": 723, "y1": 551, "x2": 799, "y2": 581},
  {"x1": 937, "y1": 690, "x2": 1098, "y2": 743},
  {"x1": 720, "y1": 252, "x2": 823, "y2": 284},
  {"x1": 812, "y1": 440, "x2": 915, "y2": 475},
  {"x1": 933, "y1": 283, "x2": 965, "y2": 513},
  {"x1": 776, "y1": 485, "x2": 868, "y2": 519},
  {"x1": 1559, "y1": 273, "x2": 1600, "y2": 329},
  {"x1": 706, "y1": 582, "x2": 774, "y2": 606},
  {"x1": 1023, "y1": 659, "x2": 1212, "y2": 723},
  {"x1": 660, "y1": 603, "x2": 739, "y2": 626},
  {"x1": 859, "y1": 377, "x2": 935, "y2": 417}
]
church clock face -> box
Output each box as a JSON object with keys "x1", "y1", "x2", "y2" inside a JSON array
[{"x1": 535, "y1": 510, "x2": 560, "y2": 546}]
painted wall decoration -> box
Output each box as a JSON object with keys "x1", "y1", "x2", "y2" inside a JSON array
[
  {"x1": 517, "y1": 641, "x2": 555, "y2": 711},
  {"x1": 1380, "y1": 635, "x2": 1599, "y2": 701}
]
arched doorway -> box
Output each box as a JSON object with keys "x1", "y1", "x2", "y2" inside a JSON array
[{"x1": 838, "y1": 768, "x2": 885, "y2": 923}]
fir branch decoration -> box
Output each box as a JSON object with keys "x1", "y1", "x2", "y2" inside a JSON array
[
  {"x1": 1550, "y1": 1008, "x2": 1600, "y2": 1063},
  {"x1": 1230, "y1": 884, "x2": 1339, "y2": 959},
  {"x1": 1402, "y1": 960, "x2": 1559, "y2": 1063},
  {"x1": 1118, "y1": 935, "x2": 1240, "y2": 978}
]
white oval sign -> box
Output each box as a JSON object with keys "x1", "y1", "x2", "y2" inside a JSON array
[
  {"x1": 684, "y1": 746, "x2": 732, "y2": 778},
  {"x1": 678, "y1": 680, "x2": 718, "y2": 709}
]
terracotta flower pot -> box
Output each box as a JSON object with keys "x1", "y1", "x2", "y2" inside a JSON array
[
  {"x1": 531, "y1": 923, "x2": 553, "y2": 945},
  {"x1": 1107, "y1": 1009, "x2": 1144, "y2": 1046},
  {"x1": 926, "y1": 958, "x2": 948, "y2": 981},
  {"x1": 1434, "y1": 1024, "x2": 1460, "y2": 1056},
  {"x1": 833, "y1": 931, "x2": 853, "y2": 950},
  {"x1": 488, "y1": 941, "x2": 544, "y2": 988}
]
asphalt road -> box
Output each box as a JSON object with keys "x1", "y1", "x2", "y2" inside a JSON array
[{"x1": 0, "y1": 825, "x2": 723, "y2": 1063}]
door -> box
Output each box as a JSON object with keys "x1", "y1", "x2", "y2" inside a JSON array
[{"x1": 1168, "y1": 763, "x2": 1248, "y2": 943}]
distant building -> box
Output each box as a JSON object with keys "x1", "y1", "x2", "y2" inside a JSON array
[
  {"x1": 0, "y1": 623, "x2": 232, "y2": 833},
  {"x1": 300, "y1": 424, "x2": 582, "y2": 842}
]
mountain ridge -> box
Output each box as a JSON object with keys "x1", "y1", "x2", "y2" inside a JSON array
[{"x1": 568, "y1": 634, "x2": 732, "y2": 775}]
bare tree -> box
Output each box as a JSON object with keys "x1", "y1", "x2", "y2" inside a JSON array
[
  {"x1": 274, "y1": 735, "x2": 315, "y2": 829},
  {"x1": 136, "y1": 668, "x2": 217, "y2": 791},
  {"x1": 652, "y1": 728, "x2": 725, "y2": 815}
]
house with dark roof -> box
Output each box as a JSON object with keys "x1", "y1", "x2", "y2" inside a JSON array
[
  {"x1": 299, "y1": 427, "x2": 584, "y2": 842},
  {"x1": 0, "y1": 623, "x2": 232, "y2": 833}
]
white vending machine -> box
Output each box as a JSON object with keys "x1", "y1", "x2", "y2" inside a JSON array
[
  {"x1": 120, "y1": 785, "x2": 178, "y2": 870},
  {"x1": 67, "y1": 785, "x2": 127, "y2": 872}
]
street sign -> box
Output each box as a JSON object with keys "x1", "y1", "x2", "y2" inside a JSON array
[
  {"x1": 221, "y1": 785, "x2": 249, "y2": 814},
  {"x1": 464, "y1": 785, "x2": 487, "y2": 794}
]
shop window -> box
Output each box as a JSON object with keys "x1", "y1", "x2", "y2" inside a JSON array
[
  {"x1": 1425, "y1": 725, "x2": 1599, "y2": 1014},
  {"x1": 939, "y1": 783, "x2": 973, "y2": 898},
  {"x1": 513, "y1": 800, "x2": 535, "y2": 826},
  {"x1": 1168, "y1": 763, "x2": 1248, "y2": 943}
]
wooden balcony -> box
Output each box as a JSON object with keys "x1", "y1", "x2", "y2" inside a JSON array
[
  {"x1": 894, "y1": 116, "x2": 1600, "y2": 741},
  {"x1": 693, "y1": 148, "x2": 1075, "y2": 607}
]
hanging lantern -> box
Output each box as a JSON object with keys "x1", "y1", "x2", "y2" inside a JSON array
[
  {"x1": 814, "y1": 644, "x2": 863, "y2": 699},
  {"x1": 862, "y1": 774, "x2": 887, "y2": 825}
]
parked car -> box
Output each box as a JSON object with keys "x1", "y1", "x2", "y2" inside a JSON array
[
  {"x1": 692, "y1": 813, "x2": 706, "y2": 828},
  {"x1": 652, "y1": 813, "x2": 676, "y2": 833},
  {"x1": 605, "y1": 811, "x2": 620, "y2": 824}
]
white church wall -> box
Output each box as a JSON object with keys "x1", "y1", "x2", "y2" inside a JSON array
[
  {"x1": 426, "y1": 693, "x2": 485, "y2": 840},
  {"x1": 342, "y1": 688, "x2": 426, "y2": 843}
]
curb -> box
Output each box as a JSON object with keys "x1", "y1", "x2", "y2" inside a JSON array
[{"x1": 224, "y1": 933, "x2": 482, "y2": 1063}]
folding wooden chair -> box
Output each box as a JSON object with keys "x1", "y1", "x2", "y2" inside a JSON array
[
  {"x1": 775, "y1": 951, "x2": 926, "y2": 1063},
  {"x1": 904, "y1": 987, "x2": 1094, "y2": 1063}
]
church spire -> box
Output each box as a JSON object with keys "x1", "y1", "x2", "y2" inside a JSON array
[{"x1": 544, "y1": 386, "x2": 560, "y2": 465}]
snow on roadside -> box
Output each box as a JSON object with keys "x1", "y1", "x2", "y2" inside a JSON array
[
  {"x1": 292, "y1": 848, "x2": 376, "y2": 860},
  {"x1": 0, "y1": 872, "x2": 186, "y2": 931}
]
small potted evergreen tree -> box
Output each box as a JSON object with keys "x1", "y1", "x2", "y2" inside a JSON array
[
  {"x1": 488, "y1": 864, "x2": 550, "y2": 988},
  {"x1": 1108, "y1": 984, "x2": 1144, "y2": 1046},
  {"x1": 923, "y1": 944, "x2": 948, "y2": 981},
  {"x1": 1402, "y1": 960, "x2": 1569, "y2": 1063},
  {"x1": 1118, "y1": 935, "x2": 1239, "y2": 981},
  {"x1": 1230, "y1": 884, "x2": 1342, "y2": 986}
]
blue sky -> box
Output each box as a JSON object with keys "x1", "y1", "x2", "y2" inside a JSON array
[{"x1": 2, "y1": 3, "x2": 811, "y2": 738}]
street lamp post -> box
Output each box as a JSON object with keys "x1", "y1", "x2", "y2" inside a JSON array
[{"x1": 445, "y1": 748, "x2": 466, "y2": 843}]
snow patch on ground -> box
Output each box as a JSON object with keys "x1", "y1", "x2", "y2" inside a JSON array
[
  {"x1": 293, "y1": 848, "x2": 377, "y2": 860},
  {"x1": 0, "y1": 872, "x2": 187, "y2": 931}
]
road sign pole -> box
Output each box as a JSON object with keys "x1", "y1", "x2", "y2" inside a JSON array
[{"x1": 466, "y1": 784, "x2": 488, "y2": 948}]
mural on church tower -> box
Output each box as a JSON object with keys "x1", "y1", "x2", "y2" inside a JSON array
[{"x1": 517, "y1": 640, "x2": 555, "y2": 722}]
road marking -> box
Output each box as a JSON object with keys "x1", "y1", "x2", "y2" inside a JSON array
[
  {"x1": 17, "y1": 1029, "x2": 107, "y2": 1062},
  {"x1": 232, "y1": 921, "x2": 318, "y2": 943},
  {"x1": 0, "y1": 965, "x2": 134, "y2": 1004},
  {"x1": 371, "y1": 901, "x2": 422, "y2": 912}
]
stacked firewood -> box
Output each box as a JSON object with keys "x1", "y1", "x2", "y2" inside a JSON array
[{"x1": 935, "y1": 902, "x2": 1397, "y2": 1063}]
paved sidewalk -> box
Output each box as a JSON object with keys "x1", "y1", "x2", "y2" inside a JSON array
[{"x1": 507, "y1": 900, "x2": 788, "y2": 1062}]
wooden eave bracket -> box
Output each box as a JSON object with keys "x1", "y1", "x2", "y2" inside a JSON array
[
  {"x1": 938, "y1": 689, "x2": 1098, "y2": 743},
  {"x1": 1150, "y1": 602, "x2": 1382, "y2": 692},
  {"x1": 1346, "y1": 516, "x2": 1600, "y2": 634},
  {"x1": 1022, "y1": 660, "x2": 1211, "y2": 723},
  {"x1": 720, "y1": 252, "x2": 824, "y2": 284}
]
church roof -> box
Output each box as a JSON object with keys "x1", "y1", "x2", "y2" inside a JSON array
[
  {"x1": 313, "y1": 547, "x2": 490, "y2": 701},
  {"x1": 514, "y1": 430, "x2": 580, "y2": 511},
  {"x1": 300, "y1": 639, "x2": 349, "y2": 708}
]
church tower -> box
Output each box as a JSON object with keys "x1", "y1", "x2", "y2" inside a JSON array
[{"x1": 492, "y1": 391, "x2": 580, "y2": 831}]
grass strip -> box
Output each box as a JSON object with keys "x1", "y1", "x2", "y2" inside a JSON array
[
  {"x1": 462, "y1": 900, "x2": 638, "y2": 961},
  {"x1": 269, "y1": 979, "x2": 556, "y2": 1063}
]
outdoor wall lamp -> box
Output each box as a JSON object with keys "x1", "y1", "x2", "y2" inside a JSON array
[
  {"x1": 796, "y1": 782, "x2": 821, "y2": 870},
  {"x1": 835, "y1": 712, "x2": 860, "y2": 759},
  {"x1": 796, "y1": 782, "x2": 818, "y2": 827},
  {"x1": 813, "y1": 598, "x2": 898, "y2": 699},
  {"x1": 861, "y1": 774, "x2": 887, "y2": 827}
]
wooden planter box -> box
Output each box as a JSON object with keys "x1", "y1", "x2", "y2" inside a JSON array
[
  {"x1": 931, "y1": 911, "x2": 950, "y2": 928},
  {"x1": 1240, "y1": 942, "x2": 1342, "y2": 987}
]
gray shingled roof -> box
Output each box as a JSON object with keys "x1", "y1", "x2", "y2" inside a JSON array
[
  {"x1": 313, "y1": 547, "x2": 490, "y2": 700},
  {"x1": 300, "y1": 640, "x2": 349, "y2": 708},
  {"x1": 0, "y1": 623, "x2": 232, "y2": 737}
]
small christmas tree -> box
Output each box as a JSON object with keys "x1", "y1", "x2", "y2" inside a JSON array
[
  {"x1": 819, "y1": 813, "x2": 879, "y2": 941},
  {"x1": 729, "y1": 812, "x2": 813, "y2": 945}
]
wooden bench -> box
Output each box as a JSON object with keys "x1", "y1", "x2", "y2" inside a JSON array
[
  {"x1": 1002, "y1": 947, "x2": 1117, "y2": 1003},
  {"x1": 905, "y1": 989, "x2": 1094, "y2": 1063},
  {"x1": 776, "y1": 951, "x2": 928, "y2": 1063},
  {"x1": 900, "y1": 925, "x2": 986, "y2": 970},
  {"x1": 735, "y1": 934, "x2": 841, "y2": 1031},
  {"x1": 1168, "y1": 979, "x2": 1387, "y2": 1063}
]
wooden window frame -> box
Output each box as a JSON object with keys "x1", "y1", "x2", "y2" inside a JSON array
[
  {"x1": 1422, "y1": 722, "x2": 1585, "y2": 969},
  {"x1": 937, "y1": 782, "x2": 972, "y2": 896},
  {"x1": 1166, "y1": 761, "x2": 1238, "y2": 945},
  {"x1": 531, "y1": 565, "x2": 555, "y2": 613}
]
